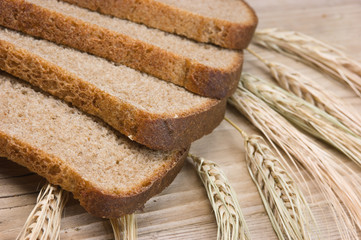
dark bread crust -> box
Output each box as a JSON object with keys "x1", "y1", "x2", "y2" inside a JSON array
[
  {"x1": 0, "y1": 131, "x2": 188, "y2": 218},
  {"x1": 62, "y1": 0, "x2": 258, "y2": 50},
  {"x1": 0, "y1": 0, "x2": 244, "y2": 99},
  {"x1": 0, "y1": 39, "x2": 227, "y2": 150}
]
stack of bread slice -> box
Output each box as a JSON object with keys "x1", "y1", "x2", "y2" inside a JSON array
[{"x1": 0, "y1": 0, "x2": 257, "y2": 218}]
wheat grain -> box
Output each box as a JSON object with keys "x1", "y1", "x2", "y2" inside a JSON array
[
  {"x1": 17, "y1": 183, "x2": 68, "y2": 240},
  {"x1": 110, "y1": 214, "x2": 137, "y2": 240},
  {"x1": 228, "y1": 83, "x2": 361, "y2": 239},
  {"x1": 188, "y1": 154, "x2": 250, "y2": 240},
  {"x1": 225, "y1": 118, "x2": 313, "y2": 240},
  {"x1": 241, "y1": 73, "x2": 361, "y2": 168},
  {"x1": 253, "y1": 28, "x2": 361, "y2": 96},
  {"x1": 247, "y1": 48, "x2": 361, "y2": 136}
]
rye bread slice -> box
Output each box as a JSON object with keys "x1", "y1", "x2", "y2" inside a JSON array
[
  {"x1": 0, "y1": 28, "x2": 226, "y2": 151},
  {"x1": 0, "y1": 72, "x2": 188, "y2": 218},
  {"x1": 62, "y1": 0, "x2": 258, "y2": 49},
  {"x1": 0, "y1": 0, "x2": 244, "y2": 99}
]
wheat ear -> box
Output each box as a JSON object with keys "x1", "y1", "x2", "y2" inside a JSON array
[
  {"x1": 110, "y1": 214, "x2": 137, "y2": 240},
  {"x1": 247, "y1": 48, "x2": 361, "y2": 136},
  {"x1": 188, "y1": 154, "x2": 250, "y2": 240},
  {"x1": 17, "y1": 183, "x2": 68, "y2": 240},
  {"x1": 225, "y1": 118, "x2": 313, "y2": 240},
  {"x1": 228, "y1": 83, "x2": 361, "y2": 239},
  {"x1": 241, "y1": 73, "x2": 361, "y2": 167},
  {"x1": 253, "y1": 28, "x2": 361, "y2": 96}
]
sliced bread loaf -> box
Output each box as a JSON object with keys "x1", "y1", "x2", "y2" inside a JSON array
[
  {"x1": 62, "y1": 0, "x2": 258, "y2": 49},
  {"x1": 0, "y1": 0, "x2": 243, "y2": 99},
  {"x1": 0, "y1": 28, "x2": 226, "y2": 150},
  {"x1": 0, "y1": 72, "x2": 188, "y2": 218}
]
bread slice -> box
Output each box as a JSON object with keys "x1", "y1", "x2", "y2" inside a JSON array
[
  {"x1": 0, "y1": 72, "x2": 188, "y2": 218},
  {"x1": 62, "y1": 0, "x2": 258, "y2": 50},
  {"x1": 0, "y1": 28, "x2": 226, "y2": 151},
  {"x1": 0, "y1": 0, "x2": 244, "y2": 99}
]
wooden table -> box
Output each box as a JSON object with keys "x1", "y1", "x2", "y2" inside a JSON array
[{"x1": 1, "y1": 0, "x2": 361, "y2": 239}]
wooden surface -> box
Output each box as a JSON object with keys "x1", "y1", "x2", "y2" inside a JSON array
[{"x1": 1, "y1": 0, "x2": 361, "y2": 239}]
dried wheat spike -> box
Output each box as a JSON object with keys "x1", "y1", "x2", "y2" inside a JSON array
[
  {"x1": 247, "y1": 48, "x2": 361, "y2": 136},
  {"x1": 225, "y1": 118, "x2": 312, "y2": 240},
  {"x1": 189, "y1": 154, "x2": 250, "y2": 240},
  {"x1": 110, "y1": 214, "x2": 137, "y2": 240},
  {"x1": 241, "y1": 73, "x2": 361, "y2": 168},
  {"x1": 228, "y1": 83, "x2": 361, "y2": 239},
  {"x1": 247, "y1": 135, "x2": 312, "y2": 240},
  {"x1": 253, "y1": 28, "x2": 361, "y2": 96},
  {"x1": 17, "y1": 183, "x2": 68, "y2": 240}
]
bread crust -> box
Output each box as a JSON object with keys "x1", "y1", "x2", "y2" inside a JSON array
[
  {"x1": 62, "y1": 0, "x2": 258, "y2": 50},
  {"x1": 0, "y1": 0, "x2": 244, "y2": 99},
  {"x1": 0, "y1": 39, "x2": 227, "y2": 150},
  {"x1": 0, "y1": 131, "x2": 188, "y2": 218}
]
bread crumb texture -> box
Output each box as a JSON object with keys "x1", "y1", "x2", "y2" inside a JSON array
[
  {"x1": 155, "y1": 0, "x2": 254, "y2": 23},
  {"x1": 62, "y1": 0, "x2": 257, "y2": 49},
  {"x1": 28, "y1": 0, "x2": 240, "y2": 69},
  {"x1": 0, "y1": 28, "x2": 212, "y2": 115},
  {"x1": 0, "y1": 74, "x2": 181, "y2": 195}
]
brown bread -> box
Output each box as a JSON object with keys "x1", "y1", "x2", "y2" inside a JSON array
[
  {"x1": 0, "y1": 72, "x2": 188, "y2": 218},
  {"x1": 0, "y1": 0, "x2": 245, "y2": 99},
  {"x1": 0, "y1": 28, "x2": 226, "y2": 150},
  {"x1": 62, "y1": 0, "x2": 257, "y2": 49}
]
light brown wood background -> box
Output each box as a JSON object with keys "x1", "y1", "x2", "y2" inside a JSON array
[{"x1": 1, "y1": 0, "x2": 361, "y2": 239}]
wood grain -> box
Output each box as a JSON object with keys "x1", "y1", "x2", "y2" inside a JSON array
[{"x1": 1, "y1": 0, "x2": 361, "y2": 239}]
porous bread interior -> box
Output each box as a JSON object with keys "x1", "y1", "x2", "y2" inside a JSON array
[
  {"x1": 0, "y1": 28, "x2": 213, "y2": 115},
  {"x1": 0, "y1": 74, "x2": 177, "y2": 195},
  {"x1": 26, "y1": 0, "x2": 240, "y2": 69},
  {"x1": 155, "y1": 0, "x2": 254, "y2": 23}
]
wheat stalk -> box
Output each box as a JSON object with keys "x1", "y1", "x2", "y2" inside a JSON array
[
  {"x1": 253, "y1": 28, "x2": 361, "y2": 96},
  {"x1": 241, "y1": 73, "x2": 361, "y2": 167},
  {"x1": 228, "y1": 83, "x2": 361, "y2": 239},
  {"x1": 17, "y1": 183, "x2": 68, "y2": 240},
  {"x1": 225, "y1": 118, "x2": 314, "y2": 240},
  {"x1": 110, "y1": 214, "x2": 137, "y2": 240},
  {"x1": 188, "y1": 154, "x2": 250, "y2": 240},
  {"x1": 247, "y1": 48, "x2": 361, "y2": 136}
]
